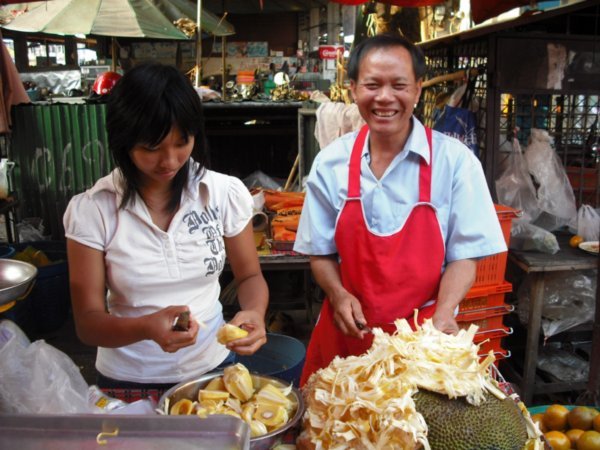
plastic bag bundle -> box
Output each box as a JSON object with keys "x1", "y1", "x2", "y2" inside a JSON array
[
  {"x1": 575, "y1": 204, "x2": 600, "y2": 242},
  {"x1": 0, "y1": 320, "x2": 92, "y2": 414},
  {"x1": 525, "y1": 129, "x2": 577, "y2": 231},
  {"x1": 517, "y1": 270, "x2": 596, "y2": 337}
]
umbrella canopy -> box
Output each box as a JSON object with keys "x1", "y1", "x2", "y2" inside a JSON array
[{"x1": 2, "y1": 0, "x2": 233, "y2": 38}]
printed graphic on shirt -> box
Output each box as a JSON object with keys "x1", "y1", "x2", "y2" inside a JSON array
[{"x1": 183, "y1": 205, "x2": 225, "y2": 277}]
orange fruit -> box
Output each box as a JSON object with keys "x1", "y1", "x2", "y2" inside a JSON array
[
  {"x1": 570, "y1": 407, "x2": 598, "y2": 431},
  {"x1": 532, "y1": 413, "x2": 548, "y2": 432},
  {"x1": 544, "y1": 430, "x2": 571, "y2": 450},
  {"x1": 594, "y1": 414, "x2": 600, "y2": 432},
  {"x1": 567, "y1": 429, "x2": 585, "y2": 447},
  {"x1": 570, "y1": 235, "x2": 584, "y2": 248},
  {"x1": 577, "y1": 430, "x2": 600, "y2": 450},
  {"x1": 544, "y1": 404, "x2": 570, "y2": 431}
]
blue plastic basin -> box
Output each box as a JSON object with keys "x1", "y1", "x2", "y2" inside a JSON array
[{"x1": 237, "y1": 333, "x2": 306, "y2": 386}]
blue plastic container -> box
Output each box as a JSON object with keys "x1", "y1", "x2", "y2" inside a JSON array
[
  {"x1": 237, "y1": 333, "x2": 306, "y2": 386},
  {"x1": 0, "y1": 245, "x2": 15, "y2": 259}
]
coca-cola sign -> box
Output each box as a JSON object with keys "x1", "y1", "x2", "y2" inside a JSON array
[{"x1": 319, "y1": 45, "x2": 344, "y2": 60}]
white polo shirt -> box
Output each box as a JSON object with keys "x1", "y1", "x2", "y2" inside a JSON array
[{"x1": 64, "y1": 163, "x2": 252, "y2": 383}]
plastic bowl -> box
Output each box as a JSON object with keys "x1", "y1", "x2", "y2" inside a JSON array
[
  {"x1": 158, "y1": 371, "x2": 304, "y2": 450},
  {"x1": 237, "y1": 333, "x2": 306, "y2": 386}
]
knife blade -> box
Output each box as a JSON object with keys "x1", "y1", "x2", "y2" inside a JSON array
[{"x1": 355, "y1": 321, "x2": 372, "y2": 333}]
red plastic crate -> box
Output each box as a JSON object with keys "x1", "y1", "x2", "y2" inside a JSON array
[
  {"x1": 473, "y1": 204, "x2": 520, "y2": 288},
  {"x1": 475, "y1": 326, "x2": 512, "y2": 357},
  {"x1": 459, "y1": 281, "x2": 512, "y2": 313},
  {"x1": 456, "y1": 304, "x2": 514, "y2": 332}
]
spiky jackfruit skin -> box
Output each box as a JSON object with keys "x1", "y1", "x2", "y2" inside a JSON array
[{"x1": 414, "y1": 390, "x2": 528, "y2": 450}]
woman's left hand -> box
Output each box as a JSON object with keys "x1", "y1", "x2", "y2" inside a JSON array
[{"x1": 225, "y1": 310, "x2": 267, "y2": 355}]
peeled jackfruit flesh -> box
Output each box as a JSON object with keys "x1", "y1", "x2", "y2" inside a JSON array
[
  {"x1": 170, "y1": 398, "x2": 194, "y2": 415},
  {"x1": 223, "y1": 363, "x2": 255, "y2": 402},
  {"x1": 198, "y1": 389, "x2": 230, "y2": 402},
  {"x1": 204, "y1": 376, "x2": 225, "y2": 391},
  {"x1": 217, "y1": 324, "x2": 248, "y2": 344},
  {"x1": 254, "y1": 403, "x2": 289, "y2": 428},
  {"x1": 255, "y1": 383, "x2": 292, "y2": 409},
  {"x1": 249, "y1": 420, "x2": 269, "y2": 437}
]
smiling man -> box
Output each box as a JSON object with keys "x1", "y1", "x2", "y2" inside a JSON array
[{"x1": 294, "y1": 34, "x2": 507, "y2": 386}]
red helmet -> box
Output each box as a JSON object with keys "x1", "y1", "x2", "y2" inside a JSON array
[{"x1": 92, "y1": 71, "x2": 121, "y2": 96}]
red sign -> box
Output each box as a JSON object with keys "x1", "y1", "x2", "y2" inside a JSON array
[{"x1": 318, "y1": 45, "x2": 344, "y2": 60}]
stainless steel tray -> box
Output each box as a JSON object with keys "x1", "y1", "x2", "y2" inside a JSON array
[{"x1": 0, "y1": 414, "x2": 250, "y2": 449}]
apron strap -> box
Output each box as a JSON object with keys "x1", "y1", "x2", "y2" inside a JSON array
[
  {"x1": 348, "y1": 125, "x2": 369, "y2": 198},
  {"x1": 419, "y1": 127, "x2": 433, "y2": 203}
]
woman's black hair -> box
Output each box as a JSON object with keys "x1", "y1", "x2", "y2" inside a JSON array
[
  {"x1": 347, "y1": 33, "x2": 426, "y2": 82},
  {"x1": 106, "y1": 62, "x2": 209, "y2": 211}
]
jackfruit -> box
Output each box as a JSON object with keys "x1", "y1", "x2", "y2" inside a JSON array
[
  {"x1": 204, "y1": 376, "x2": 225, "y2": 391},
  {"x1": 255, "y1": 383, "x2": 291, "y2": 408},
  {"x1": 217, "y1": 324, "x2": 248, "y2": 344},
  {"x1": 413, "y1": 389, "x2": 529, "y2": 450},
  {"x1": 170, "y1": 398, "x2": 194, "y2": 415},
  {"x1": 223, "y1": 363, "x2": 255, "y2": 402},
  {"x1": 198, "y1": 389, "x2": 229, "y2": 402},
  {"x1": 249, "y1": 420, "x2": 268, "y2": 437},
  {"x1": 254, "y1": 403, "x2": 289, "y2": 428}
]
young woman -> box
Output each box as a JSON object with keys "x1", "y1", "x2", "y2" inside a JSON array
[{"x1": 64, "y1": 63, "x2": 268, "y2": 389}]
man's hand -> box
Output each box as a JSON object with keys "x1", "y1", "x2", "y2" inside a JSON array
[
  {"x1": 432, "y1": 304, "x2": 459, "y2": 335},
  {"x1": 329, "y1": 290, "x2": 369, "y2": 339}
]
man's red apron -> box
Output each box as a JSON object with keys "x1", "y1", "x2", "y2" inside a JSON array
[{"x1": 300, "y1": 125, "x2": 445, "y2": 386}]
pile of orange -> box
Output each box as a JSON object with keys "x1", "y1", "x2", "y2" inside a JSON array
[{"x1": 531, "y1": 404, "x2": 600, "y2": 450}]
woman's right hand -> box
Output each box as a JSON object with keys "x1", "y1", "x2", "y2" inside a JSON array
[{"x1": 146, "y1": 306, "x2": 199, "y2": 353}]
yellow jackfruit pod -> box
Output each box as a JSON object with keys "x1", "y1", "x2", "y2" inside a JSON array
[
  {"x1": 223, "y1": 363, "x2": 255, "y2": 402},
  {"x1": 198, "y1": 389, "x2": 230, "y2": 402},
  {"x1": 196, "y1": 406, "x2": 209, "y2": 418},
  {"x1": 219, "y1": 408, "x2": 242, "y2": 419},
  {"x1": 217, "y1": 324, "x2": 249, "y2": 344},
  {"x1": 170, "y1": 398, "x2": 194, "y2": 415},
  {"x1": 241, "y1": 403, "x2": 256, "y2": 423},
  {"x1": 198, "y1": 399, "x2": 222, "y2": 412},
  {"x1": 249, "y1": 420, "x2": 269, "y2": 438},
  {"x1": 254, "y1": 403, "x2": 288, "y2": 428},
  {"x1": 204, "y1": 376, "x2": 225, "y2": 391},
  {"x1": 255, "y1": 383, "x2": 291, "y2": 408}
]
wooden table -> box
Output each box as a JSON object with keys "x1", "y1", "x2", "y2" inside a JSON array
[{"x1": 507, "y1": 234, "x2": 598, "y2": 404}]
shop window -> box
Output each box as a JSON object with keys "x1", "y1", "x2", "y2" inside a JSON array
[
  {"x1": 27, "y1": 40, "x2": 66, "y2": 67},
  {"x1": 77, "y1": 42, "x2": 97, "y2": 65}
]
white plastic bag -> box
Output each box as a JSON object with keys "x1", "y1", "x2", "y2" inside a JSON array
[
  {"x1": 576, "y1": 204, "x2": 600, "y2": 242},
  {"x1": 0, "y1": 320, "x2": 94, "y2": 414},
  {"x1": 495, "y1": 136, "x2": 541, "y2": 224},
  {"x1": 525, "y1": 129, "x2": 577, "y2": 230}
]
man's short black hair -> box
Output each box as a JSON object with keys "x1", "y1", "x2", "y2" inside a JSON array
[{"x1": 347, "y1": 34, "x2": 426, "y2": 81}]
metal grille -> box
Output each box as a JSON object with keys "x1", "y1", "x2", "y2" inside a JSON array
[
  {"x1": 421, "y1": 40, "x2": 489, "y2": 164},
  {"x1": 499, "y1": 93, "x2": 600, "y2": 207}
]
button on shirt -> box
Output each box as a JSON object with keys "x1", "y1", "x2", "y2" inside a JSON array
[{"x1": 294, "y1": 117, "x2": 507, "y2": 263}]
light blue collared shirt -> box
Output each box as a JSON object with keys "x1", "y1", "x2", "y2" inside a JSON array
[{"x1": 294, "y1": 117, "x2": 507, "y2": 263}]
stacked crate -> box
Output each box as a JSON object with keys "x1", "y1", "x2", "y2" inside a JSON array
[{"x1": 456, "y1": 204, "x2": 520, "y2": 365}]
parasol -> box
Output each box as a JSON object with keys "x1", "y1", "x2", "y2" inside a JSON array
[{"x1": 2, "y1": 0, "x2": 189, "y2": 39}]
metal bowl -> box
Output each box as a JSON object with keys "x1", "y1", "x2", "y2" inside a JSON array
[
  {"x1": 0, "y1": 259, "x2": 37, "y2": 307},
  {"x1": 158, "y1": 370, "x2": 304, "y2": 450}
]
